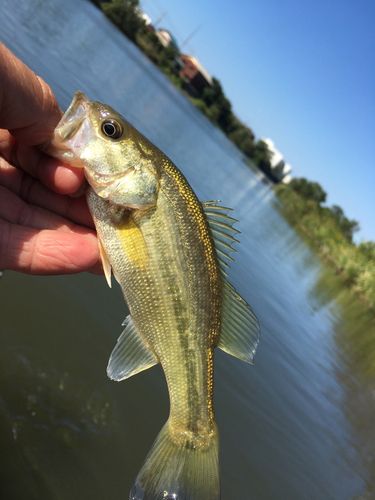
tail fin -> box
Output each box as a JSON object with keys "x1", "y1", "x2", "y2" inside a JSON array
[{"x1": 130, "y1": 420, "x2": 220, "y2": 500}]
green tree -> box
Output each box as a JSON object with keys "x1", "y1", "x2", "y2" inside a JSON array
[
  {"x1": 359, "y1": 241, "x2": 375, "y2": 261},
  {"x1": 157, "y1": 45, "x2": 178, "y2": 72},
  {"x1": 101, "y1": 0, "x2": 145, "y2": 42},
  {"x1": 329, "y1": 205, "x2": 360, "y2": 242},
  {"x1": 289, "y1": 177, "x2": 327, "y2": 204},
  {"x1": 250, "y1": 140, "x2": 272, "y2": 173},
  {"x1": 229, "y1": 126, "x2": 255, "y2": 157},
  {"x1": 135, "y1": 29, "x2": 162, "y2": 63},
  {"x1": 88, "y1": 0, "x2": 106, "y2": 6},
  {"x1": 216, "y1": 96, "x2": 232, "y2": 131},
  {"x1": 199, "y1": 78, "x2": 234, "y2": 133},
  {"x1": 201, "y1": 78, "x2": 223, "y2": 107}
]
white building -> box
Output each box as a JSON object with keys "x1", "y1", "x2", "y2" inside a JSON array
[
  {"x1": 155, "y1": 29, "x2": 179, "y2": 49},
  {"x1": 282, "y1": 173, "x2": 292, "y2": 184},
  {"x1": 261, "y1": 138, "x2": 292, "y2": 182},
  {"x1": 135, "y1": 7, "x2": 151, "y2": 26}
]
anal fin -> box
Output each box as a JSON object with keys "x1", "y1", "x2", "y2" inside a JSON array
[{"x1": 107, "y1": 315, "x2": 158, "y2": 381}]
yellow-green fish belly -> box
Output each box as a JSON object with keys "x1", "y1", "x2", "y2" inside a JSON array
[{"x1": 86, "y1": 170, "x2": 222, "y2": 441}]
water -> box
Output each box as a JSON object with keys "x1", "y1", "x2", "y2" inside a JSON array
[{"x1": 1, "y1": 0, "x2": 375, "y2": 499}]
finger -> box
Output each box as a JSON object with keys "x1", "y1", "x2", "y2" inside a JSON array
[
  {"x1": 0, "y1": 185, "x2": 94, "y2": 236},
  {"x1": 0, "y1": 43, "x2": 62, "y2": 146},
  {"x1": 38, "y1": 155, "x2": 86, "y2": 195},
  {"x1": 0, "y1": 162, "x2": 93, "y2": 228},
  {"x1": 0, "y1": 129, "x2": 85, "y2": 195},
  {"x1": 0, "y1": 218, "x2": 101, "y2": 275}
]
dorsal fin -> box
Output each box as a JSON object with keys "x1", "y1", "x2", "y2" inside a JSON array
[
  {"x1": 202, "y1": 201, "x2": 261, "y2": 363},
  {"x1": 219, "y1": 278, "x2": 260, "y2": 363},
  {"x1": 202, "y1": 201, "x2": 240, "y2": 276}
]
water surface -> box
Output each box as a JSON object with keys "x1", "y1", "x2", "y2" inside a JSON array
[{"x1": 0, "y1": 1, "x2": 374, "y2": 499}]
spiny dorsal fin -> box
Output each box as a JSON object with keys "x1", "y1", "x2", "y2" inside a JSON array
[
  {"x1": 202, "y1": 201, "x2": 240, "y2": 276},
  {"x1": 202, "y1": 201, "x2": 261, "y2": 362},
  {"x1": 107, "y1": 315, "x2": 158, "y2": 381}
]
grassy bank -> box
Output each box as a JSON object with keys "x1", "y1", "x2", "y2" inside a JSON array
[{"x1": 275, "y1": 182, "x2": 375, "y2": 311}]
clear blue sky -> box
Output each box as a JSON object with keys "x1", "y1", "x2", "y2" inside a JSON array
[{"x1": 141, "y1": 0, "x2": 375, "y2": 242}]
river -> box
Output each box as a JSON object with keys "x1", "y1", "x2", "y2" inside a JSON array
[{"x1": 0, "y1": 0, "x2": 374, "y2": 499}]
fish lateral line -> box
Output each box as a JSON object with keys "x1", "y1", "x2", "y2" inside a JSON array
[{"x1": 46, "y1": 91, "x2": 261, "y2": 500}]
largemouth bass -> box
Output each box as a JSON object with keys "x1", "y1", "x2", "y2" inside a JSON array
[{"x1": 47, "y1": 92, "x2": 260, "y2": 500}]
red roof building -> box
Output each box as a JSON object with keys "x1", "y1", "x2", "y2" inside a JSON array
[{"x1": 180, "y1": 54, "x2": 212, "y2": 91}]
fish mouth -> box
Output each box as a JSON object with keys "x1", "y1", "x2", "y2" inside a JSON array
[
  {"x1": 43, "y1": 91, "x2": 93, "y2": 168},
  {"x1": 44, "y1": 91, "x2": 136, "y2": 204}
]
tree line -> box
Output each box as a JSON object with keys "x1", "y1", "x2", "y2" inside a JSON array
[
  {"x1": 89, "y1": 0, "x2": 374, "y2": 311},
  {"x1": 275, "y1": 178, "x2": 375, "y2": 311},
  {"x1": 88, "y1": 0, "x2": 274, "y2": 176}
]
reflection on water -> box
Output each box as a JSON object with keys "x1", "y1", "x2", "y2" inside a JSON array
[
  {"x1": 1, "y1": 0, "x2": 375, "y2": 498},
  {"x1": 309, "y1": 266, "x2": 375, "y2": 498},
  {"x1": 312, "y1": 268, "x2": 375, "y2": 378},
  {"x1": 0, "y1": 345, "x2": 111, "y2": 499}
]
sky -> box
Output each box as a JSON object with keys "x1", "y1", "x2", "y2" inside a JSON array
[{"x1": 140, "y1": 0, "x2": 375, "y2": 242}]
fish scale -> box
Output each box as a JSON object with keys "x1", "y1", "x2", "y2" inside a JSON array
[
  {"x1": 47, "y1": 91, "x2": 261, "y2": 500},
  {"x1": 88, "y1": 179, "x2": 220, "y2": 435}
]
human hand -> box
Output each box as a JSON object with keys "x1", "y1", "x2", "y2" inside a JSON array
[{"x1": 0, "y1": 42, "x2": 101, "y2": 275}]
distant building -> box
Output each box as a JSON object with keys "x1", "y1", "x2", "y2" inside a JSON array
[
  {"x1": 135, "y1": 7, "x2": 151, "y2": 26},
  {"x1": 282, "y1": 173, "x2": 292, "y2": 184},
  {"x1": 262, "y1": 138, "x2": 292, "y2": 183},
  {"x1": 156, "y1": 29, "x2": 178, "y2": 50},
  {"x1": 180, "y1": 54, "x2": 212, "y2": 91}
]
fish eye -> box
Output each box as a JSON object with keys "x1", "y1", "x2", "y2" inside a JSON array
[{"x1": 101, "y1": 119, "x2": 123, "y2": 139}]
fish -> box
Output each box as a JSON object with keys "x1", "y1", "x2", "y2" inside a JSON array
[{"x1": 46, "y1": 91, "x2": 260, "y2": 500}]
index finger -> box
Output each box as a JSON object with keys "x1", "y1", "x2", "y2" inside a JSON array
[
  {"x1": 0, "y1": 42, "x2": 62, "y2": 146},
  {"x1": 0, "y1": 129, "x2": 85, "y2": 194}
]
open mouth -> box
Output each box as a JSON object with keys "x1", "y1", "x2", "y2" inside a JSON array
[{"x1": 44, "y1": 91, "x2": 92, "y2": 168}]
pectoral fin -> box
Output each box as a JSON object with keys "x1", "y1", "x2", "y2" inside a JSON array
[
  {"x1": 107, "y1": 315, "x2": 158, "y2": 381},
  {"x1": 98, "y1": 238, "x2": 112, "y2": 288},
  {"x1": 218, "y1": 278, "x2": 261, "y2": 364}
]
